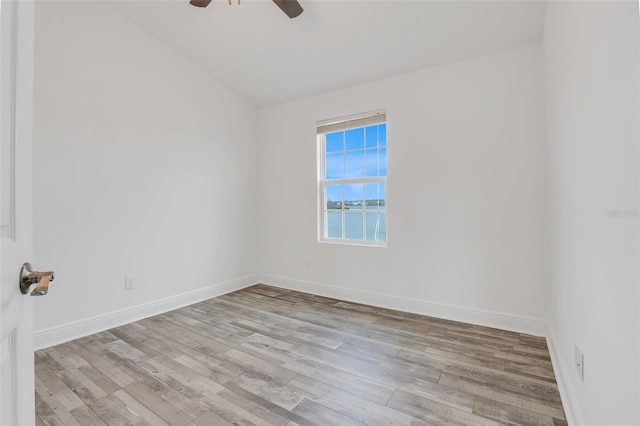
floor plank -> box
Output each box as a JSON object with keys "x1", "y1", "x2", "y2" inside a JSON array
[
  {"x1": 387, "y1": 389, "x2": 498, "y2": 426},
  {"x1": 35, "y1": 284, "x2": 566, "y2": 425}
]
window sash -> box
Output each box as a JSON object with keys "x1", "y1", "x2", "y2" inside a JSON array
[{"x1": 320, "y1": 176, "x2": 387, "y2": 244}]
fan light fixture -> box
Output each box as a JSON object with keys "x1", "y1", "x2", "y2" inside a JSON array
[{"x1": 189, "y1": 0, "x2": 303, "y2": 19}]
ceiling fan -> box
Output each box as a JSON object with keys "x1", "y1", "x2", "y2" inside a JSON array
[{"x1": 189, "y1": 0, "x2": 303, "y2": 19}]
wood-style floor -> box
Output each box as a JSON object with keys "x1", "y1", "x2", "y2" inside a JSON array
[{"x1": 34, "y1": 284, "x2": 566, "y2": 426}]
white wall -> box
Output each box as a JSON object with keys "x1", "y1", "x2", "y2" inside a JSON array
[
  {"x1": 30, "y1": 2, "x2": 640, "y2": 422},
  {"x1": 32, "y1": 2, "x2": 258, "y2": 336},
  {"x1": 544, "y1": 2, "x2": 639, "y2": 425},
  {"x1": 257, "y1": 43, "x2": 550, "y2": 324}
]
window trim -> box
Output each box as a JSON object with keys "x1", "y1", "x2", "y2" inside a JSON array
[{"x1": 317, "y1": 111, "x2": 388, "y2": 247}]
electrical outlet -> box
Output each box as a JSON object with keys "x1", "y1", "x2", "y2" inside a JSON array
[
  {"x1": 574, "y1": 344, "x2": 584, "y2": 382},
  {"x1": 125, "y1": 276, "x2": 134, "y2": 291},
  {"x1": 305, "y1": 259, "x2": 311, "y2": 269}
]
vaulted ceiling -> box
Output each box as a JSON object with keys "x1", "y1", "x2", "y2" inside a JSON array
[{"x1": 113, "y1": 0, "x2": 546, "y2": 107}]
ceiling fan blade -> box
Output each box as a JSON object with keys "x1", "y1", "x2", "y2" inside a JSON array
[
  {"x1": 190, "y1": 0, "x2": 212, "y2": 7},
  {"x1": 272, "y1": 0, "x2": 303, "y2": 18}
]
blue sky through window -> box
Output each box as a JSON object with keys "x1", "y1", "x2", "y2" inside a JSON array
[
  {"x1": 326, "y1": 132, "x2": 344, "y2": 152},
  {"x1": 345, "y1": 128, "x2": 364, "y2": 150},
  {"x1": 325, "y1": 124, "x2": 387, "y2": 186}
]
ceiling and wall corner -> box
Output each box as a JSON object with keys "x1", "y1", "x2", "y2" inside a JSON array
[{"x1": 111, "y1": 0, "x2": 546, "y2": 107}]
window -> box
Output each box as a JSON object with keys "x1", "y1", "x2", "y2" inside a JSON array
[{"x1": 318, "y1": 110, "x2": 387, "y2": 246}]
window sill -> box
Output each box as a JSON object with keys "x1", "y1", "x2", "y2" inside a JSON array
[{"x1": 318, "y1": 238, "x2": 387, "y2": 248}]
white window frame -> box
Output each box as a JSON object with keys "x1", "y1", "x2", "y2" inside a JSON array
[{"x1": 317, "y1": 109, "x2": 387, "y2": 247}]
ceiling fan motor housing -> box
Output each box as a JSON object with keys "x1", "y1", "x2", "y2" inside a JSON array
[{"x1": 189, "y1": 0, "x2": 303, "y2": 19}]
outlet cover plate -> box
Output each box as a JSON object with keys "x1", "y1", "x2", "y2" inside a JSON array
[
  {"x1": 125, "y1": 276, "x2": 134, "y2": 291},
  {"x1": 574, "y1": 344, "x2": 584, "y2": 382}
]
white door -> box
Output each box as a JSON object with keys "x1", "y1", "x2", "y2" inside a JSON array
[{"x1": 1, "y1": 1, "x2": 36, "y2": 425}]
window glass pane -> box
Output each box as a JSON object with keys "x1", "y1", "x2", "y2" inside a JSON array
[
  {"x1": 327, "y1": 211, "x2": 343, "y2": 238},
  {"x1": 379, "y1": 182, "x2": 386, "y2": 209},
  {"x1": 365, "y1": 125, "x2": 378, "y2": 148},
  {"x1": 366, "y1": 211, "x2": 383, "y2": 241},
  {"x1": 379, "y1": 148, "x2": 387, "y2": 176},
  {"x1": 345, "y1": 128, "x2": 365, "y2": 150},
  {"x1": 345, "y1": 151, "x2": 365, "y2": 178},
  {"x1": 365, "y1": 182, "x2": 381, "y2": 208},
  {"x1": 326, "y1": 152, "x2": 344, "y2": 179},
  {"x1": 326, "y1": 184, "x2": 343, "y2": 210},
  {"x1": 365, "y1": 148, "x2": 388, "y2": 177},
  {"x1": 379, "y1": 124, "x2": 387, "y2": 147},
  {"x1": 326, "y1": 132, "x2": 344, "y2": 152},
  {"x1": 379, "y1": 212, "x2": 386, "y2": 241},
  {"x1": 344, "y1": 183, "x2": 364, "y2": 207},
  {"x1": 365, "y1": 149, "x2": 380, "y2": 177},
  {"x1": 345, "y1": 211, "x2": 364, "y2": 240}
]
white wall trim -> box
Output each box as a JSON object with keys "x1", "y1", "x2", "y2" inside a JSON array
[
  {"x1": 34, "y1": 274, "x2": 260, "y2": 350},
  {"x1": 545, "y1": 323, "x2": 586, "y2": 426},
  {"x1": 257, "y1": 273, "x2": 548, "y2": 336}
]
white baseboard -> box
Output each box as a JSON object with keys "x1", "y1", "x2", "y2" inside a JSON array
[
  {"x1": 34, "y1": 274, "x2": 259, "y2": 351},
  {"x1": 256, "y1": 273, "x2": 548, "y2": 337},
  {"x1": 545, "y1": 323, "x2": 585, "y2": 426}
]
